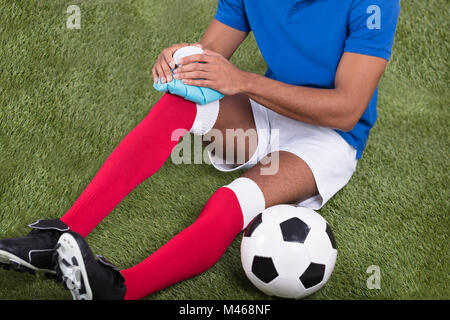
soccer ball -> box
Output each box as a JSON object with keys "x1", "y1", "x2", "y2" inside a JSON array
[{"x1": 240, "y1": 205, "x2": 337, "y2": 299}]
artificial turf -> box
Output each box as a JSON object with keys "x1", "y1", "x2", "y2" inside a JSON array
[{"x1": 0, "y1": 0, "x2": 448, "y2": 300}]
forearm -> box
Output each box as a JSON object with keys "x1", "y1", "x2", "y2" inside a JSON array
[{"x1": 239, "y1": 72, "x2": 358, "y2": 132}]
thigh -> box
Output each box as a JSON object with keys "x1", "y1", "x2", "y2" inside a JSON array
[
  {"x1": 203, "y1": 94, "x2": 257, "y2": 164},
  {"x1": 241, "y1": 151, "x2": 319, "y2": 208}
]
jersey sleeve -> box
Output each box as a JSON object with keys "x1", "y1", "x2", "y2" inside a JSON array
[
  {"x1": 214, "y1": 0, "x2": 251, "y2": 32},
  {"x1": 344, "y1": 0, "x2": 401, "y2": 60}
]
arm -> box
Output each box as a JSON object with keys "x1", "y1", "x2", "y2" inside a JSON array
[
  {"x1": 175, "y1": 51, "x2": 388, "y2": 132},
  {"x1": 200, "y1": 18, "x2": 248, "y2": 59},
  {"x1": 240, "y1": 52, "x2": 388, "y2": 131}
]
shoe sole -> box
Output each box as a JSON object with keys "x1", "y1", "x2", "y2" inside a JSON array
[
  {"x1": 0, "y1": 249, "x2": 56, "y2": 276},
  {"x1": 55, "y1": 233, "x2": 93, "y2": 300}
]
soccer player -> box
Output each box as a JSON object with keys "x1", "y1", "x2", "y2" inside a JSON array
[{"x1": 0, "y1": 0, "x2": 400, "y2": 299}]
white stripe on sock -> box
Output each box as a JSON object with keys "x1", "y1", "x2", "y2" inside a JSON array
[
  {"x1": 190, "y1": 100, "x2": 220, "y2": 136},
  {"x1": 225, "y1": 177, "x2": 266, "y2": 230}
]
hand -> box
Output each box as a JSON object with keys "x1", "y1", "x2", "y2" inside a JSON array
[
  {"x1": 152, "y1": 43, "x2": 202, "y2": 84},
  {"x1": 173, "y1": 49, "x2": 247, "y2": 96}
]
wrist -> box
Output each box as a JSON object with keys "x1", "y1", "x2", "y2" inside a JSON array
[{"x1": 236, "y1": 70, "x2": 253, "y2": 94}]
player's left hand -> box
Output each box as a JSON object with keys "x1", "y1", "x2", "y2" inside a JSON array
[{"x1": 173, "y1": 49, "x2": 247, "y2": 96}]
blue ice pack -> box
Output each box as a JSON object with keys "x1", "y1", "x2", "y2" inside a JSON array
[{"x1": 153, "y1": 75, "x2": 224, "y2": 105}]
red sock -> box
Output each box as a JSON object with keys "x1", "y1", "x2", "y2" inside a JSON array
[
  {"x1": 120, "y1": 187, "x2": 244, "y2": 300},
  {"x1": 60, "y1": 94, "x2": 197, "y2": 237}
]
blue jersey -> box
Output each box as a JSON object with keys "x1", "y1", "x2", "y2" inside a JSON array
[{"x1": 214, "y1": 0, "x2": 400, "y2": 158}]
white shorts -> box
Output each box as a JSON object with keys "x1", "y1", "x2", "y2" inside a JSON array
[{"x1": 208, "y1": 99, "x2": 358, "y2": 209}]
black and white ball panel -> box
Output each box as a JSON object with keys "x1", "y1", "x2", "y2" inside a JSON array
[
  {"x1": 280, "y1": 217, "x2": 311, "y2": 243},
  {"x1": 251, "y1": 256, "x2": 278, "y2": 284},
  {"x1": 300, "y1": 262, "x2": 326, "y2": 289}
]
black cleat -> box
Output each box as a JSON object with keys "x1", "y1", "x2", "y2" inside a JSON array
[
  {"x1": 0, "y1": 219, "x2": 69, "y2": 275},
  {"x1": 54, "y1": 231, "x2": 126, "y2": 300}
]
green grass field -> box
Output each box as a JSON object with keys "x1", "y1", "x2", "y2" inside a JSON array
[{"x1": 0, "y1": 0, "x2": 448, "y2": 300}]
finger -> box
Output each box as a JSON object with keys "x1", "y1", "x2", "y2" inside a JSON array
[
  {"x1": 159, "y1": 44, "x2": 188, "y2": 72},
  {"x1": 152, "y1": 66, "x2": 158, "y2": 83},
  {"x1": 174, "y1": 62, "x2": 209, "y2": 74},
  {"x1": 155, "y1": 63, "x2": 166, "y2": 83},
  {"x1": 161, "y1": 61, "x2": 173, "y2": 82},
  {"x1": 178, "y1": 54, "x2": 210, "y2": 65},
  {"x1": 156, "y1": 55, "x2": 173, "y2": 83},
  {"x1": 174, "y1": 71, "x2": 210, "y2": 81},
  {"x1": 181, "y1": 79, "x2": 212, "y2": 87},
  {"x1": 163, "y1": 51, "x2": 176, "y2": 71}
]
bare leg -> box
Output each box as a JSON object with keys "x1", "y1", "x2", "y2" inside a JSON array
[
  {"x1": 242, "y1": 151, "x2": 318, "y2": 207},
  {"x1": 205, "y1": 93, "x2": 257, "y2": 164}
]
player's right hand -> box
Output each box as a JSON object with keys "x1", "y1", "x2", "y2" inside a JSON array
[{"x1": 152, "y1": 43, "x2": 203, "y2": 84}]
